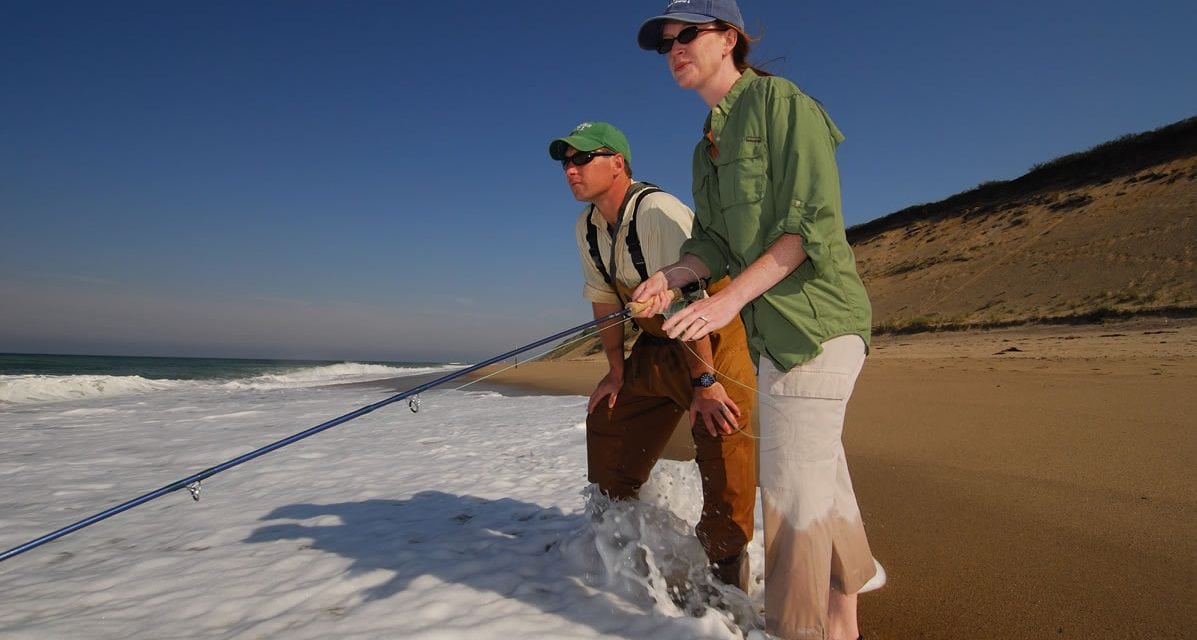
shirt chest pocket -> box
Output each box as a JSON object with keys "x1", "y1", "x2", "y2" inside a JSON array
[{"x1": 713, "y1": 140, "x2": 767, "y2": 209}]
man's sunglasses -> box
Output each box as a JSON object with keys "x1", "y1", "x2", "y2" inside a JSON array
[
  {"x1": 561, "y1": 150, "x2": 616, "y2": 169},
  {"x1": 656, "y1": 25, "x2": 729, "y2": 54}
]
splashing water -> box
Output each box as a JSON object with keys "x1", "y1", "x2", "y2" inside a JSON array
[{"x1": 557, "y1": 462, "x2": 764, "y2": 637}]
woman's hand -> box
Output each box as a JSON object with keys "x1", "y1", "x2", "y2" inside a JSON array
[
  {"x1": 663, "y1": 233, "x2": 808, "y2": 341},
  {"x1": 661, "y1": 290, "x2": 744, "y2": 342}
]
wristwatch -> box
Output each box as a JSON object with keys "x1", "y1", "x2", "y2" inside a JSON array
[{"x1": 691, "y1": 372, "x2": 717, "y2": 388}]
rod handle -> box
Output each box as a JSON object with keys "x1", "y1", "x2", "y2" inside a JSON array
[{"x1": 625, "y1": 289, "x2": 682, "y2": 317}]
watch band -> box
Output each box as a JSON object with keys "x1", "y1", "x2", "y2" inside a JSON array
[{"x1": 691, "y1": 372, "x2": 717, "y2": 388}]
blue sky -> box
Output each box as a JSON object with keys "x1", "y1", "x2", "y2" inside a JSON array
[{"x1": 3, "y1": 0, "x2": 1195, "y2": 362}]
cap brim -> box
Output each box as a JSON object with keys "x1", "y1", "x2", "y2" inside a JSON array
[
  {"x1": 549, "y1": 135, "x2": 604, "y2": 161},
  {"x1": 636, "y1": 13, "x2": 719, "y2": 50}
]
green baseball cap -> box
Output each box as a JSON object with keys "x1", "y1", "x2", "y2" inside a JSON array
[{"x1": 548, "y1": 121, "x2": 632, "y2": 166}]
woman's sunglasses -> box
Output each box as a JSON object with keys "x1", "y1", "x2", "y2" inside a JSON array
[
  {"x1": 561, "y1": 150, "x2": 616, "y2": 169},
  {"x1": 656, "y1": 25, "x2": 729, "y2": 54}
]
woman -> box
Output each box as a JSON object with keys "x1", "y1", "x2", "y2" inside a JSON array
[{"x1": 631, "y1": 2, "x2": 882, "y2": 639}]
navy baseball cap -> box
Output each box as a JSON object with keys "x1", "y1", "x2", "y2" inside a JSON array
[{"x1": 637, "y1": 0, "x2": 745, "y2": 51}]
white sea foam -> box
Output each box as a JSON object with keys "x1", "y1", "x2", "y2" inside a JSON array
[
  {"x1": 0, "y1": 381, "x2": 767, "y2": 639},
  {"x1": 219, "y1": 363, "x2": 461, "y2": 390},
  {"x1": 0, "y1": 363, "x2": 463, "y2": 406},
  {"x1": 0, "y1": 374, "x2": 183, "y2": 406}
]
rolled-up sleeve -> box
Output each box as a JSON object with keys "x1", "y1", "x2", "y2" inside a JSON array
[
  {"x1": 768, "y1": 93, "x2": 846, "y2": 278},
  {"x1": 681, "y1": 232, "x2": 729, "y2": 281}
]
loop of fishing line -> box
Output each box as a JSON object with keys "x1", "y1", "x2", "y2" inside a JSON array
[
  {"x1": 663, "y1": 264, "x2": 703, "y2": 284},
  {"x1": 653, "y1": 266, "x2": 785, "y2": 441},
  {"x1": 677, "y1": 339, "x2": 784, "y2": 442},
  {"x1": 661, "y1": 265, "x2": 705, "y2": 316}
]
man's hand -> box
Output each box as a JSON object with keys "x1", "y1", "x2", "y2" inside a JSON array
[
  {"x1": 588, "y1": 371, "x2": 623, "y2": 414},
  {"x1": 690, "y1": 382, "x2": 742, "y2": 436},
  {"x1": 629, "y1": 271, "x2": 673, "y2": 317}
]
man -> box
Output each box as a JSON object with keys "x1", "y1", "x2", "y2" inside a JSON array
[{"x1": 549, "y1": 121, "x2": 757, "y2": 589}]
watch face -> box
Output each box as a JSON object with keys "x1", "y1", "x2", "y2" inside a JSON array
[{"x1": 694, "y1": 372, "x2": 717, "y2": 388}]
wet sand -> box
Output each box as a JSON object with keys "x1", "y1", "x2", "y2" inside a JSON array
[{"x1": 379, "y1": 318, "x2": 1197, "y2": 639}]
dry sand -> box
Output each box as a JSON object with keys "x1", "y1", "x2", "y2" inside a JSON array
[{"x1": 461, "y1": 317, "x2": 1196, "y2": 639}]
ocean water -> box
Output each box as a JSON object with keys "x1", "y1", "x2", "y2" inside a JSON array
[
  {"x1": 0, "y1": 350, "x2": 762, "y2": 638},
  {"x1": 0, "y1": 352, "x2": 460, "y2": 405}
]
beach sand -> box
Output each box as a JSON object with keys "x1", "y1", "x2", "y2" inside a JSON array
[{"x1": 460, "y1": 317, "x2": 1197, "y2": 639}]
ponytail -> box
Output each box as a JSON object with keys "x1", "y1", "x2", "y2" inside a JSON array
[{"x1": 723, "y1": 22, "x2": 772, "y2": 77}]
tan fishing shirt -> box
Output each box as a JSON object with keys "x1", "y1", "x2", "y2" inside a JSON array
[{"x1": 575, "y1": 184, "x2": 696, "y2": 305}]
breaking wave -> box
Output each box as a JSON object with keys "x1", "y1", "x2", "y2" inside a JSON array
[
  {"x1": 218, "y1": 363, "x2": 460, "y2": 390},
  {"x1": 0, "y1": 363, "x2": 462, "y2": 405},
  {"x1": 0, "y1": 374, "x2": 183, "y2": 405}
]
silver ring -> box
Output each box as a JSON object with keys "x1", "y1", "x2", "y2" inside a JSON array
[{"x1": 698, "y1": 315, "x2": 709, "y2": 322}]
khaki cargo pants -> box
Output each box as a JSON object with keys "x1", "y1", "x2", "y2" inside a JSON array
[{"x1": 758, "y1": 334, "x2": 876, "y2": 640}]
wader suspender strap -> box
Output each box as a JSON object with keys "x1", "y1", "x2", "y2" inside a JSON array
[
  {"x1": 585, "y1": 183, "x2": 662, "y2": 304},
  {"x1": 584, "y1": 210, "x2": 611, "y2": 285},
  {"x1": 624, "y1": 204, "x2": 653, "y2": 283}
]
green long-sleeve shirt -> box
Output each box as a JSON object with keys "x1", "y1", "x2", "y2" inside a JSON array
[{"x1": 682, "y1": 70, "x2": 872, "y2": 370}]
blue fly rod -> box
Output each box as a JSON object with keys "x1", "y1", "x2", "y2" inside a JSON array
[{"x1": 0, "y1": 309, "x2": 629, "y2": 564}]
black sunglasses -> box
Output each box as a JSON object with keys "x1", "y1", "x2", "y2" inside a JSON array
[
  {"x1": 656, "y1": 24, "x2": 729, "y2": 54},
  {"x1": 561, "y1": 150, "x2": 616, "y2": 169}
]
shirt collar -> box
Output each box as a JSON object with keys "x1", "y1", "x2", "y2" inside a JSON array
[
  {"x1": 589, "y1": 181, "x2": 649, "y2": 231},
  {"x1": 704, "y1": 69, "x2": 758, "y2": 140}
]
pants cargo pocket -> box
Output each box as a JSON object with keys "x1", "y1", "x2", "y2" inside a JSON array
[{"x1": 756, "y1": 336, "x2": 865, "y2": 456}]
